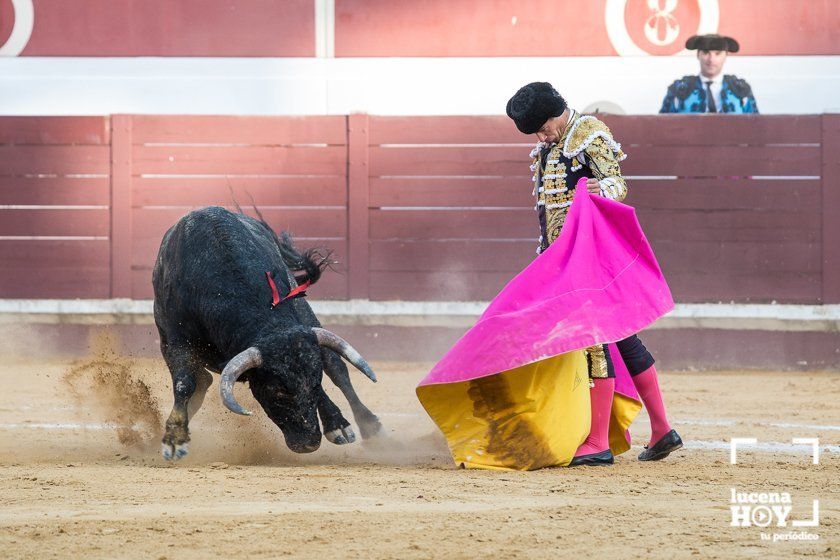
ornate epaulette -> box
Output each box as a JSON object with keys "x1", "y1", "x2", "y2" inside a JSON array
[
  {"x1": 561, "y1": 115, "x2": 626, "y2": 164},
  {"x1": 723, "y1": 74, "x2": 753, "y2": 98}
]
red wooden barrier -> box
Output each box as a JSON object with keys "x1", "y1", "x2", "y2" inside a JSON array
[
  {"x1": 127, "y1": 115, "x2": 349, "y2": 300},
  {"x1": 0, "y1": 117, "x2": 111, "y2": 298},
  {"x1": 0, "y1": 114, "x2": 836, "y2": 304},
  {"x1": 822, "y1": 114, "x2": 840, "y2": 303},
  {"x1": 366, "y1": 114, "x2": 827, "y2": 303}
]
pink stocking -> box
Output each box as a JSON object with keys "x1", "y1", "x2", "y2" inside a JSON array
[
  {"x1": 632, "y1": 365, "x2": 672, "y2": 445},
  {"x1": 574, "y1": 377, "x2": 614, "y2": 457}
]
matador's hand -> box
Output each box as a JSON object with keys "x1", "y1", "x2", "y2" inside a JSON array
[{"x1": 585, "y1": 178, "x2": 601, "y2": 194}]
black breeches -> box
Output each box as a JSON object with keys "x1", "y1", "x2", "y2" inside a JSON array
[
  {"x1": 615, "y1": 334, "x2": 656, "y2": 376},
  {"x1": 592, "y1": 335, "x2": 655, "y2": 379}
]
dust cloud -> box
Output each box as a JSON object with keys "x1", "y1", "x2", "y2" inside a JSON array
[
  {"x1": 54, "y1": 329, "x2": 446, "y2": 466},
  {"x1": 62, "y1": 330, "x2": 162, "y2": 449}
]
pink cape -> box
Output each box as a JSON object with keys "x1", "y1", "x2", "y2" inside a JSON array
[{"x1": 419, "y1": 178, "x2": 674, "y2": 389}]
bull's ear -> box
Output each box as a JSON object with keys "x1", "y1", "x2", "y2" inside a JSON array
[
  {"x1": 311, "y1": 328, "x2": 376, "y2": 382},
  {"x1": 219, "y1": 347, "x2": 263, "y2": 415}
]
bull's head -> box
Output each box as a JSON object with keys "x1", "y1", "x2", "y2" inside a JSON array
[{"x1": 218, "y1": 327, "x2": 376, "y2": 453}]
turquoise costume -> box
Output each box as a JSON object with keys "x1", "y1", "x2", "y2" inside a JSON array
[{"x1": 659, "y1": 74, "x2": 758, "y2": 114}]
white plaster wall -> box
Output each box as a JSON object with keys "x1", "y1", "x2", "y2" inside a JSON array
[{"x1": 0, "y1": 55, "x2": 837, "y2": 116}]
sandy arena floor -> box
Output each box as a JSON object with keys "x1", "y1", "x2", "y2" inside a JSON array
[{"x1": 0, "y1": 337, "x2": 837, "y2": 559}]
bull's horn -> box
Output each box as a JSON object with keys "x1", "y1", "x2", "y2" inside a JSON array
[
  {"x1": 220, "y1": 347, "x2": 263, "y2": 416},
  {"x1": 312, "y1": 328, "x2": 377, "y2": 382}
]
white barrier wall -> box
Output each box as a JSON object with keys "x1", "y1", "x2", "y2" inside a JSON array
[{"x1": 1, "y1": 55, "x2": 838, "y2": 116}]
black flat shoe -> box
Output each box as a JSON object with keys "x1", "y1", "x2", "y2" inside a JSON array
[
  {"x1": 638, "y1": 429, "x2": 683, "y2": 461},
  {"x1": 568, "y1": 449, "x2": 614, "y2": 466}
]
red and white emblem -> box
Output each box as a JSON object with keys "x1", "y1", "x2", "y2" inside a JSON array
[
  {"x1": 605, "y1": 0, "x2": 719, "y2": 56},
  {"x1": 0, "y1": 0, "x2": 34, "y2": 56}
]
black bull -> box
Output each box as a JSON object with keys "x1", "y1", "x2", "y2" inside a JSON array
[{"x1": 152, "y1": 206, "x2": 381, "y2": 459}]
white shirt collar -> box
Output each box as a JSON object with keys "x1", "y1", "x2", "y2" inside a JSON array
[{"x1": 699, "y1": 73, "x2": 723, "y2": 85}]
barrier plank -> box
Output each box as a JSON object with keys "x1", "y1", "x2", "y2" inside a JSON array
[
  {"x1": 822, "y1": 114, "x2": 840, "y2": 302},
  {"x1": 369, "y1": 209, "x2": 535, "y2": 240},
  {"x1": 602, "y1": 115, "x2": 821, "y2": 146},
  {"x1": 131, "y1": 115, "x2": 347, "y2": 145},
  {"x1": 131, "y1": 145, "x2": 346, "y2": 175},
  {"x1": 132, "y1": 236, "x2": 348, "y2": 272},
  {"x1": 650, "y1": 240, "x2": 821, "y2": 274},
  {"x1": 369, "y1": 240, "x2": 535, "y2": 271},
  {"x1": 0, "y1": 177, "x2": 110, "y2": 205},
  {"x1": 625, "y1": 179, "x2": 820, "y2": 210},
  {"x1": 369, "y1": 270, "x2": 518, "y2": 301},
  {"x1": 0, "y1": 117, "x2": 110, "y2": 145},
  {"x1": 0, "y1": 146, "x2": 110, "y2": 175},
  {"x1": 130, "y1": 241, "x2": 349, "y2": 301},
  {"x1": 0, "y1": 209, "x2": 109, "y2": 236},
  {"x1": 370, "y1": 177, "x2": 534, "y2": 207},
  {"x1": 637, "y1": 209, "x2": 820, "y2": 243},
  {"x1": 370, "y1": 146, "x2": 529, "y2": 177},
  {"x1": 663, "y1": 271, "x2": 821, "y2": 304},
  {"x1": 132, "y1": 176, "x2": 347, "y2": 207},
  {"x1": 131, "y1": 207, "x2": 347, "y2": 246},
  {"x1": 348, "y1": 114, "x2": 370, "y2": 299},
  {"x1": 0, "y1": 240, "x2": 110, "y2": 298},
  {"x1": 370, "y1": 115, "x2": 525, "y2": 145},
  {"x1": 621, "y1": 145, "x2": 820, "y2": 176}
]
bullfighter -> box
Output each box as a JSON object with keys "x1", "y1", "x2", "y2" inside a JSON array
[
  {"x1": 660, "y1": 34, "x2": 758, "y2": 114},
  {"x1": 506, "y1": 82, "x2": 683, "y2": 465}
]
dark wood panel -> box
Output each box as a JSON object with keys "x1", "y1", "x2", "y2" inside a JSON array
[
  {"x1": 822, "y1": 114, "x2": 840, "y2": 303},
  {"x1": 625, "y1": 179, "x2": 821, "y2": 210},
  {"x1": 369, "y1": 240, "x2": 535, "y2": 272},
  {"x1": 370, "y1": 146, "x2": 530, "y2": 177},
  {"x1": 601, "y1": 115, "x2": 821, "y2": 146},
  {"x1": 621, "y1": 145, "x2": 820, "y2": 176},
  {"x1": 370, "y1": 177, "x2": 535, "y2": 207},
  {"x1": 369, "y1": 209, "x2": 535, "y2": 240},
  {"x1": 131, "y1": 115, "x2": 347, "y2": 145},
  {"x1": 0, "y1": 240, "x2": 110, "y2": 298},
  {"x1": 348, "y1": 113, "x2": 371, "y2": 299},
  {"x1": 664, "y1": 271, "x2": 821, "y2": 304},
  {"x1": 0, "y1": 116, "x2": 110, "y2": 145},
  {"x1": 637, "y1": 209, "x2": 821, "y2": 243},
  {"x1": 132, "y1": 145, "x2": 347, "y2": 175},
  {"x1": 642, "y1": 329, "x2": 840, "y2": 370},
  {"x1": 372, "y1": 145, "x2": 819, "y2": 178},
  {"x1": 370, "y1": 115, "x2": 525, "y2": 145},
  {"x1": 0, "y1": 177, "x2": 110, "y2": 205},
  {"x1": 131, "y1": 208, "x2": 348, "y2": 251},
  {"x1": 652, "y1": 240, "x2": 822, "y2": 274},
  {"x1": 132, "y1": 176, "x2": 347, "y2": 207},
  {"x1": 132, "y1": 236, "x2": 348, "y2": 272},
  {"x1": 0, "y1": 146, "x2": 110, "y2": 175},
  {"x1": 130, "y1": 261, "x2": 349, "y2": 301},
  {"x1": 369, "y1": 115, "x2": 820, "y2": 148},
  {"x1": 369, "y1": 271, "x2": 516, "y2": 301},
  {"x1": 0, "y1": 209, "x2": 110, "y2": 236}
]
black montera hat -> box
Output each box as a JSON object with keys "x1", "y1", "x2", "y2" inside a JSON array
[
  {"x1": 686, "y1": 34, "x2": 740, "y2": 53},
  {"x1": 506, "y1": 82, "x2": 567, "y2": 135}
]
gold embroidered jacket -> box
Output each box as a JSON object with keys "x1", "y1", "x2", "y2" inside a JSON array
[
  {"x1": 528, "y1": 111, "x2": 629, "y2": 378},
  {"x1": 531, "y1": 111, "x2": 628, "y2": 251}
]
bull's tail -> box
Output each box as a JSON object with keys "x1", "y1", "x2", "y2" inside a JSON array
[
  {"x1": 247, "y1": 204, "x2": 334, "y2": 286},
  {"x1": 277, "y1": 230, "x2": 334, "y2": 286}
]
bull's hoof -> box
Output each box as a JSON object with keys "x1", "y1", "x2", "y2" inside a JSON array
[
  {"x1": 325, "y1": 426, "x2": 356, "y2": 445},
  {"x1": 161, "y1": 441, "x2": 189, "y2": 461},
  {"x1": 358, "y1": 415, "x2": 383, "y2": 440}
]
